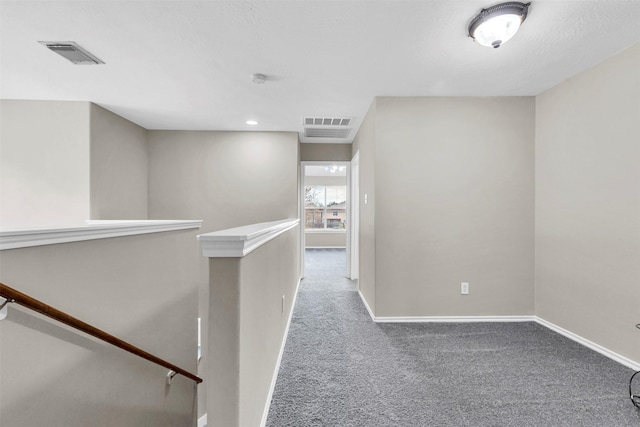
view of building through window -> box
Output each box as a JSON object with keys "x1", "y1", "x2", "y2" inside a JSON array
[{"x1": 305, "y1": 185, "x2": 347, "y2": 229}]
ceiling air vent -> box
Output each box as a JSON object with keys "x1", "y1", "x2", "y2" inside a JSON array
[
  {"x1": 304, "y1": 117, "x2": 351, "y2": 126},
  {"x1": 304, "y1": 128, "x2": 351, "y2": 138},
  {"x1": 39, "y1": 41, "x2": 104, "y2": 65},
  {"x1": 303, "y1": 117, "x2": 352, "y2": 139}
]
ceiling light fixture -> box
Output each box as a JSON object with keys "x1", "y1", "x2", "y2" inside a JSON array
[
  {"x1": 324, "y1": 165, "x2": 346, "y2": 174},
  {"x1": 251, "y1": 73, "x2": 266, "y2": 84},
  {"x1": 468, "y1": 2, "x2": 531, "y2": 48},
  {"x1": 246, "y1": 120, "x2": 258, "y2": 125}
]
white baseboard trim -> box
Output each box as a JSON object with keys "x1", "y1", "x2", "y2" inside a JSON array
[
  {"x1": 374, "y1": 315, "x2": 536, "y2": 323},
  {"x1": 535, "y1": 316, "x2": 640, "y2": 371},
  {"x1": 358, "y1": 290, "x2": 376, "y2": 321},
  {"x1": 356, "y1": 291, "x2": 639, "y2": 370},
  {"x1": 197, "y1": 414, "x2": 207, "y2": 427},
  {"x1": 259, "y1": 276, "x2": 303, "y2": 427},
  {"x1": 305, "y1": 246, "x2": 346, "y2": 249},
  {"x1": 357, "y1": 292, "x2": 534, "y2": 323}
]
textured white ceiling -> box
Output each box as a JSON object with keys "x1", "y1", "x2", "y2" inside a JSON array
[{"x1": 1, "y1": 1, "x2": 639, "y2": 143}]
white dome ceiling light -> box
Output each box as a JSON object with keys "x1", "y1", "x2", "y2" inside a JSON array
[
  {"x1": 324, "y1": 165, "x2": 346, "y2": 174},
  {"x1": 468, "y1": 2, "x2": 531, "y2": 49}
]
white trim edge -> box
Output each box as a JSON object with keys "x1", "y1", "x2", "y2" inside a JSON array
[
  {"x1": 198, "y1": 218, "x2": 300, "y2": 258},
  {"x1": 358, "y1": 290, "x2": 376, "y2": 321},
  {"x1": 197, "y1": 414, "x2": 207, "y2": 427},
  {"x1": 0, "y1": 220, "x2": 203, "y2": 250},
  {"x1": 357, "y1": 292, "x2": 535, "y2": 323},
  {"x1": 305, "y1": 246, "x2": 346, "y2": 249},
  {"x1": 355, "y1": 292, "x2": 639, "y2": 370},
  {"x1": 260, "y1": 276, "x2": 303, "y2": 427},
  {"x1": 535, "y1": 317, "x2": 640, "y2": 371},
  {"x1": 371, "y1": 315, "x2": 536, "y2": 323}
]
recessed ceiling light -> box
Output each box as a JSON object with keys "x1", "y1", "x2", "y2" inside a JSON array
[
  {"x1": 468, "y1": 2, "x2": 531, "y2": 48},
  {"x1": 39, "y1": 41, "x2": 104, "y2": 64},
  {"x1": 246, "y1": 120, "x2": 259, "y2": 125}
]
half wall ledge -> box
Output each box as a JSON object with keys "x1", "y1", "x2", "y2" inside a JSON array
[
  {"x1": 197, "y1": 218, "x2": 300, "y2": 257},
  {"x1": 0, "y1": 220, "x2": 203, "y2": 250}
]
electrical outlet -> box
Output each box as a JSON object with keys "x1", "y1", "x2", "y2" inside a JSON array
[{"x1": 461, "y1": 282, "x2": 469, "y2": 295}]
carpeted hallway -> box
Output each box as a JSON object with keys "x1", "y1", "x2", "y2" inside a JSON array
[{"x1": 266, "y1": 249, "x2": 640, "y2": 426}]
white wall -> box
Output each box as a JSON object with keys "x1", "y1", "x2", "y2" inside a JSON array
[
  {"x1": 535, "y1": 43, "x2": 640, "y2": 363},
  {"x1": 0, "y1": 100, "x2": 91, "y2": 228}
]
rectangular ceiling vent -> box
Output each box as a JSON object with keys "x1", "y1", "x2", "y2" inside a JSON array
[
  {"x1": 304, "y1": 117, "x2": 351, "y2": 127},
  {"x1": 304, "y1": 128, "x2": 351, "y2": 139},
  {"x1": 39, "y1": 41, "x2": 104, "y2": 65}
]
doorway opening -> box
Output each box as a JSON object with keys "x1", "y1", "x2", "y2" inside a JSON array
[{"x1": 300, "y1": 161, "x2": 350, "y2": 278}]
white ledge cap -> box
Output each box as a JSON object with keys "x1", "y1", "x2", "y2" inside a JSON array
[
  {"x1": 0, "y1": 220, "x2": 202, "y2": 250},
  {"x1": 197, "y1": 218, "x2": 299, "y2": 258}
]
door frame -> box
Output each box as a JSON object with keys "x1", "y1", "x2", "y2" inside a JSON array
[
  {"x1": 300, "y1": 161, "x2": 351, "y2": 278},
  {"x1": 350, "y1": 151, "x2": 360, "y2": 280}
]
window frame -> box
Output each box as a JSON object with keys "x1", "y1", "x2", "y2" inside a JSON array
[{"x1": 304, "y1": 185, "x2": 347, "y2": 231}]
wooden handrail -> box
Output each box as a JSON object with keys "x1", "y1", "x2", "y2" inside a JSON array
[{"x1": 0, "y1": 282, "x2": 202, "y2": 383}]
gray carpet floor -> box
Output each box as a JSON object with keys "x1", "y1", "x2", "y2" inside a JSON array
[{"x1": 266, "y1": 249, "x2": 640, "y2": 426}]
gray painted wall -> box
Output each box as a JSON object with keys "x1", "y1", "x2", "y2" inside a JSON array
[
  {"x1": 239, "y1": 227, "x2": 299, "y2": 426},
  {"x1": 148, "y1": 131, "x2": 298, "y2": 232},
  {"x1": 305, "y1": 231, "x2": 346, "y2": 248},
  {"x1": 300, "y1": 142, "x2": 352, "y2": 161},
  {"x1": 0, "y1": 100, "x2": 91, "y2": 227},
  {"x1": 90, "y1": 104, "x2": 148, "y2": 220},
  {"x1": 207, "y1": 226, "x2": 299, "y2": 427},
  {"x1": 535, "y1": 43, "x2": 640, "y2": 362},
  {"x1": 374, "y1": 97, "x2": 535, "y2": 317},
  {"x1": 0, "y1": 101, "x2": 149, "y2": 227},
  {"x1": 0, "y1": 231, "x2": 200, "y2": 427}
]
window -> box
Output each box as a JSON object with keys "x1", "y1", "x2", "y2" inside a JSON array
[{"x1": 305, "y1": 185, "x2": 346, "y2": 230}]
